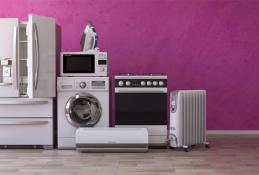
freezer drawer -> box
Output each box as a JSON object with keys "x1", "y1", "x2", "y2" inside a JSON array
[
  {"x1": 0, "y1": 98, "x2": 53, "y2": 118},
  {"x1": 0, "y1": 118, "x2": 52, "y2": 145}
]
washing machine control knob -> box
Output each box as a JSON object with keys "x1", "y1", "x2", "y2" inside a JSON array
[{"x1": 79, "y1": 81, "x2": 87, "y2": 88}]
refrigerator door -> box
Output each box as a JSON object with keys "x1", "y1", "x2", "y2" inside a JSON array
[
  {"x1": 0, "y1": 18, "x2": 20, "y2": 97},
  {"x1": 27, "y1": 14, "x2": 56, "y2": 98}
]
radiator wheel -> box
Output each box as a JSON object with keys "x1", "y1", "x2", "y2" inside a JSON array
[
  {"x1": 183, "y1": 145, "x2": 189, "y2": 152},
  {"x1": 204, "y1": 142, "x2": 210, "y2": 148}
]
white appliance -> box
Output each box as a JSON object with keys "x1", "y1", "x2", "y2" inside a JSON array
[
  {"x1": 76, "y1": 127, "x2": 148, "y2": 152},
  {"x1": 60, "y1": 50, "x2": 108, "y2": 77},
  {"x1": 169, "y1": 90, "x2": 209, "y2": 152},
  {"x1": 0, "y1": 14, "x2": 56, "y2": 98},
  {"x1": 115, "y1": 74, "x2": 167, "y2": 147},
  {"x1": 57, "y1": 76, "x2": 110, "y2": 149},
  {"x1": 0, "y1": 14, "x2": 56, "y2": 148},
  {"x1": 80, "y1": 22, "x2": 98, "y2": 51}
]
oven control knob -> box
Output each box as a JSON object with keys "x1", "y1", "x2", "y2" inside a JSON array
[
  {"x1": 126, "y1": 81, "x2": 131, "y2": 86},
  {"x1": 140, "y1": 81, "x2": 146, "y2": 86},
  {"x1": 118, "y1": 81, "x2": 124, "y2": 86},
  {"x1": 147, "y1": 81, "x2": 152, "y2": 86},
  {"x1": 79, "y1": 81, "x2": 87, "y2": 88},
  {"x1": 153, "y1": 81, "x2": 158, "y2": 86},
  {"x1": 159, "y1": 81, "x2": 164, "y2": 86}
]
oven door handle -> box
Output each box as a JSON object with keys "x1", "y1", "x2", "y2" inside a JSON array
[{"x1": 115, "y1": 88, "x2": 167, "y2": 93}]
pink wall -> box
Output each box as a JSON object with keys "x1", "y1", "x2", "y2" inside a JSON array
[{"x1": 1, "y1": 0, "x2": 259, "y2": 130}]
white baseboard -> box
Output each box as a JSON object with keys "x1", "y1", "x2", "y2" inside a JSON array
[{"x1": 207, "y1": 130, "x2": 259, "y2": 135}]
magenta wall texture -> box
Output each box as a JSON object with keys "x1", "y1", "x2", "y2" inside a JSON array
[{"x1": 1, "y1": 0, "x2": 259, "y2": 130}]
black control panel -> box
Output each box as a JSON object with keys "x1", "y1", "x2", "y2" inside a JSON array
[{"x1": 115, "y1": 79, "x2": 167, "y2": 88}]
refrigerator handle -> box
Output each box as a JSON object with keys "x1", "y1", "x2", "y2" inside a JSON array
[
  {"x1": 33, "y1": 24, "x2": 40, "y2": 90},
  {"x1": 0, "y1": 120, "x2": 48, "y2": 125},
  {"x1": 12, "y1": 26, "x2": 18, "y2": 89},
  {"x1": 0, "y1": 100, "x2": 48, "y2": 105}
]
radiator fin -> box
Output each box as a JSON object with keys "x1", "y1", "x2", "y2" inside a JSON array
[{"x1": 180, "y1": 90, "x2": 206, "y2": 146}]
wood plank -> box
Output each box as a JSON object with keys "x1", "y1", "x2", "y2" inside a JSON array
[{"x1": 0, "y1": 137, "x2": 258, "y2": 175}]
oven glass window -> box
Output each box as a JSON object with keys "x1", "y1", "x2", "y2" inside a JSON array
[
  {"x1": 115, "y1": 93, "x2": 167, "y2": 125},
  {"x1": 63, "y1": 54, "x2": 95, "y2": 73}
]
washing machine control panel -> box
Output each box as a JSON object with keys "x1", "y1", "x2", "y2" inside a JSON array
[
  {"x1": 76, "y1": 80, "x2": 108, "y2": 90},
  {"x1": 57, "y1": 77, "x2": 109, "y2": 91},
  {"x1": 75, "y1": 80, "x2": 108, "y2": 90}
]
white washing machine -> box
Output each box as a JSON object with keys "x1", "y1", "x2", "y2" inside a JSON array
[{"x1": 57, "y1": 77, "x2": 109, "y2": 149}]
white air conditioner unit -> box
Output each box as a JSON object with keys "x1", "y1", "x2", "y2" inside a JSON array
[
  {"x1": 75, "y1": 127, "x2": 149, "y2": 152},
  {"x1": 169, "y1": 90, "x2": 210, "y2": 152}
]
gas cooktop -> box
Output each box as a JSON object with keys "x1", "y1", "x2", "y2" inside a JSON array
[{"x1": 117, "y1": 73, "x2": 166, "y2": 76}]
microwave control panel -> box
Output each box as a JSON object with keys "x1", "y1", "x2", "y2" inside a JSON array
[{"x1": 97, "y1": 52, "x2": 108, "y2": 73}]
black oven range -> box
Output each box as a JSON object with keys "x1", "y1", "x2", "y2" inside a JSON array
[{"x1": 115, "y1": 74, "x2": 167, "y2": 147}]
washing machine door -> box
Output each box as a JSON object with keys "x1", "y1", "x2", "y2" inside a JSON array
[{"x1": 65, "y1": 93, "x2": 102, "y2": 127}]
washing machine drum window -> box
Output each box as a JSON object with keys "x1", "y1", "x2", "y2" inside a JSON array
[{"x1": 65, "y1": 94, "x2": 102, "y2": 127}]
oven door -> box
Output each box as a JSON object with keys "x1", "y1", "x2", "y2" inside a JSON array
[{"x1": 115, "y1": 92, "x2": 167, "y2": 125}]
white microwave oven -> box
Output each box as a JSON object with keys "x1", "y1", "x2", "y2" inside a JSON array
[{"x1": 60, "y1": 50, "x2": 108, "y2": 77}]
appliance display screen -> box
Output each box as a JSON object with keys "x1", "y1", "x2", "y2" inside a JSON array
[
  {"x1": 92, "y1": 81, "x2": 105, "y2": 87},
  {"x1": 63, "y1": 54, "x2": 95, "y2": 73},
  {"x1": 98, "y1": 60, "x2": 107, "y2": 65}
]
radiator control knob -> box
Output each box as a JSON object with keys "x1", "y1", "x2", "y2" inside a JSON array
[
  {"x1": 147, "y1": 81, "x2": 152, "y2": 86},
  {"x1": 126, "y1": 81, "x2": 131, "y2": 86},
  {"x1": 79, "y1": 82, "x2": 87, "y2": 88},
  {"x1": 153, "y1": 81, "x2": 158, "y2": 86},
  {"x1": 159, "y1": 81, "x2": 164, "y2": 86},
  {"x1": 118, "y1": 81, "x2": 124, "y2": 86}
]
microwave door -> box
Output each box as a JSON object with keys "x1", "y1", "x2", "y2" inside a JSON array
[
  {"x1": 0, "y1": 18, "x2": 19, "y2": 97},
  {"x1": 27, "y1": 14, "x2": 56, "y2": 98}
]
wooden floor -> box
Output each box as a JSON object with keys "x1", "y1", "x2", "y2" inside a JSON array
[{"x1": 0, "y1": 136, "x2": 259, "y2": 175}]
